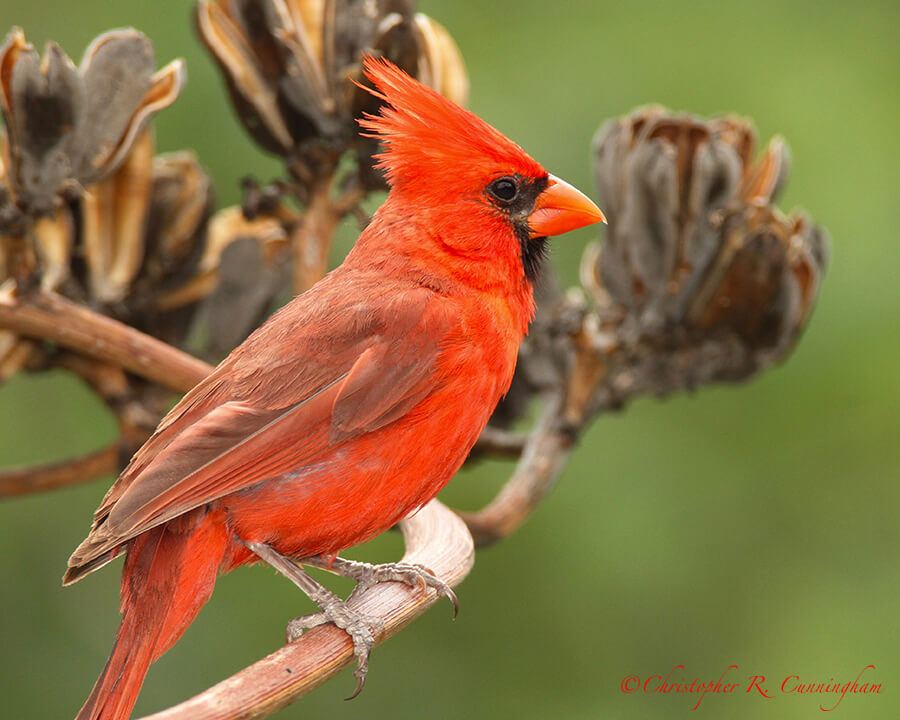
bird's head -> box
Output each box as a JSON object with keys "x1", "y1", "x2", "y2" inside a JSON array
[{"x1": 357, "y1": 57, "x2": 605, "y2": 287}]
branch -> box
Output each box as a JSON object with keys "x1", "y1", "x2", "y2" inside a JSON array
[
  {"x1": 0, "y1": 285, "x2": 212, "y2": 393},
  {"x1": 291, "y1": 175, "x2": 341, "y2": 294},
  {"x1": 0, "y1": 443, "x2": 119, "y2": 497},
  {"x1": 459, "y1": 392, "x2": 575, "y2": 546},
  {"x1": 471, "y1": 425, "x2": 527, "y2": 458},
  {"x1": 290, "y1": 172, "x2": 368, "y2": 294},
  {"x1": 139, "y1": 499, "x2": 473, "y2": 720}
]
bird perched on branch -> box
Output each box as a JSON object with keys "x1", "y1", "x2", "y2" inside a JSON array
[{"x1": 66, "y1": 56, "x2": 605, "y2": 719}]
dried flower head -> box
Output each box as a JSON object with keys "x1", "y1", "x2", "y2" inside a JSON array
[
  {"x1": 0, "y1": 127, "x2": 295, "y2": 376},
  {"x1": 0, "y1": 28, "x2": 184, "y2": 219},
  {"x1": 583, "y1": 106, "x2": 829, "y2": 375},
  {"x1": 156, "y1": 205, "x2": 290, "y2": 357},
  {"x1": 196, "y1": 0, "x2": 468, "y2": 181}
]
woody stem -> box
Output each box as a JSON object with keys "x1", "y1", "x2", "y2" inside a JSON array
[{"x1": 0, "y1": 285, "x2": 212, "y2": 393}]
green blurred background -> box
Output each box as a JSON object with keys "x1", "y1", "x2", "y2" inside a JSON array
[{"x1": 1, "y1": 1, "x2": 897, "y2": 718}]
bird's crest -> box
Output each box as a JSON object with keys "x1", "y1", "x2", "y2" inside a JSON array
[{"x1": 358, "y1": 56, "x2": 546, "y2": 189}]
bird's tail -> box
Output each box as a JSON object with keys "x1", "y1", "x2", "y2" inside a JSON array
[{"x1": 76, "y1": 510, "x2": 229, "y2": 720}]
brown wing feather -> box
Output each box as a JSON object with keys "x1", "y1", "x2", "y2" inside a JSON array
[
  {"x1": 331, "y1": 323, "x2": 446, "y2": 439},
  {"x1": 66, "y1": 272, "x2": 457, "y2": 583}
]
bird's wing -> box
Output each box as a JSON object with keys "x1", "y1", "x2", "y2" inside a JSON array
[{"x1": 65, "y1": 281, "x2": 457, "y2": 582}]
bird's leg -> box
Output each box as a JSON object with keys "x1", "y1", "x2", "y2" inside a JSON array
[
  {"x1": 245, "y1": 540, "x2": 382, "y2": 698},
  {"x1": 304, "y1": 555, "x2": 458, "y2": 616}
]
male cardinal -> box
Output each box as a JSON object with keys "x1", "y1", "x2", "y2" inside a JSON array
[{"x1": 66, "y1": 56, "x2": 604, "y2": 719}]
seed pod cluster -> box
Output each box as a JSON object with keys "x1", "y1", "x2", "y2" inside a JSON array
[
  {"x1": 196, "y1": 0, "x2": 468, "y2": 184},
  {"x1": 0, "y1": 28, "x2": 184, "y2": 221},
  {"x1": 581, "y1": 107, "x2": 828, "y2": 390},
  {"x1": 0, "y1": 29, "x2": 296, "y2": 381}
]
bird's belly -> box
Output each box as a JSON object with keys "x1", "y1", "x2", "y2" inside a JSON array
[{"x1": 220, "y1": 380, "x2": 495, "y2": 567}]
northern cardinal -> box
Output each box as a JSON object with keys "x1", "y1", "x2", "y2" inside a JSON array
[{"x1": 66, "y1": 56, "x2": 604, "y2": 719}]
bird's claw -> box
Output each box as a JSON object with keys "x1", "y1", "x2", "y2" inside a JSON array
[
  {"x1": 286, "y1": 601, "x2": 384, "y2": 699},
  {"x1": 285, "y1": 612, "x2": 328, "y2": 642},
  {"x1": 343, "y1": 560, "x2": 458, "y2": 617},
  {"x1": 281, "y1": 555, "x2": 458, "y2": 698}
]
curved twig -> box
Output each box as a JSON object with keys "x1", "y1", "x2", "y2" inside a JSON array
[
  {"x1": 458, "y1": 392, "x2": 575, "y2": 547},
  {"x1": 471, "y1": 425, "x2": 527, "y2": 458},
  {"x1": 0, "y1": 286, "x2": 212, "y2": 393},
  {"x1": 0, "y1": 443, "x2": 119, "y2": 497},
  {"x1": 139, "y1": 499, "x2": 474, "y2": 720}
]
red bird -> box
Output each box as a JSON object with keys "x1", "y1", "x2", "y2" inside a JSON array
[{"x1": 66, "y1": 57, "x2": 604, "y2": 719}]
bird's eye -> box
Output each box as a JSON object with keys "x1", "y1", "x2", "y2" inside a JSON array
[{"x1": 487, "y1": 176, "x2": 519, "y2": 204}]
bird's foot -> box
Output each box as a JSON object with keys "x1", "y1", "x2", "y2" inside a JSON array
[
  {"x1": 286, "y1": 599, "x2": 384, "y2": 699},
  {"x1": 245, "y1": 539, "x2": 384, "y2": 698},
  {"x1": 309, "y1": 556, "x2": 458, "y2": 615}
]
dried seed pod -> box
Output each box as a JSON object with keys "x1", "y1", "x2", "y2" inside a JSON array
[
  {"x1": 82, "y1": 130, "x2": 155, "y2": 303},
  {"x1": 156, "y1": 205, "x2": 287, "y2": 312},
  {"x1": 0, "y1": 132, "x2": 221, "y2": 368},
  {"x1": 76, "y1": 143, "x2": 217, "y2": 320},
  {"x1": 410, "y1": 13, "x2": 468, "y2": 107},
  {"x1": 33, "y1": 207, "x2": 75, "y2": 292},
  {"x1": 685, "y1": 205, "x2": 827, "y2": 353},
  {"x1": 0, "y1": 133, "x2": 25, "y2": 236},
  {"x1": 196, "y1": 0, "x2": 467, "y2": 175},
  {"x1": 0, "y1": 27, "x2": 184, "y2": 216},
  {"x1": 157, "y1": 205, "x2": 289, "y2": 357},
  {"x1": 110, "y1": 150, "x2": 217, "y2": 347},
  {"x1": 1, "y1": 115, "x2": 294, "y2": 368},
  {"x1": 583, "y1": 106, "x2": 829, "y2": 386},
  {"x1": 129, "y1": 150, "x2": 215, "y2": 303}
]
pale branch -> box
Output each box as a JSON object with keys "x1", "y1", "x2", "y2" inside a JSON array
[
  {"x1": 291, "y1": 175, "x2": 339, "y2": 294},
  {"x1": 290, "y1": 171, "x2": 369, "y2": 294},
  {"x1": 471, "y1": 425, "x2": 528, "y2": 458},
  {"x1": 0, "y1": 285, "x2": 212, "y2": 393},
  {"x1": 139, "y1": 499, "x2": 474, "y2": 720},
  {"x1": 0, "y1": 443, "x2": 118, "y2": 497},
  {"x1": 459, "y1": 392, "x2": 574, "y2": 546}
]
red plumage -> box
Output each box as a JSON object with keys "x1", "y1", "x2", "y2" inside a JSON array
[{"x1": 66, "y1": 56, "x2": 604, "y2": 719}]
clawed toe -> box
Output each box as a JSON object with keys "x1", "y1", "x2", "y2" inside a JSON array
[
  {"x1": 249, "y1": 542, "x2": 458, "y2": 699},
  {"x1": 374, "y1": 562, "x2": 458, "y2": 618},
  {"x1": 286, "y1": 603, "x2": 384, "y2": 697},
  {"x1": 286, "y1": 612, "x2": 328, "y2": 642},
  {"x1": 317, "y1": 557, "x2": 458, "y2": 616}
]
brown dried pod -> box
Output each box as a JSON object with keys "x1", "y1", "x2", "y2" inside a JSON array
[
  {"x1": 110, "y1": 148, "x2": 216, "y2": 323},
  {"x1": 0, "y1": 134, "x2": 219, "y2": 357},
  {"x1": 144, "y1": 153, "x2": 215, "y2": 271},
  {"x1": 587, "y1": 107, "x2": 826, "y2": 337},
  {"x1": 156, "y1": 205, "x2": 287, "y2": 312},
  {"x1": 32, "y1": 208, "x2": 75, "y2": 292},
  {"x1": 685, "y1": 204, "x2": 827, "y2": 359},
  {"x1": 411, "y1": 14, "x2": 469, "y2": 108},
  {"x1": 82, "y1": 130, "x2": 155, "y2": 303},
  {"x1": 0, "y1": 134, "x2": 25, "y2": 235},
  {"x1": 581, "y1": 107, "x2": 828, "y2": 390},
  {"x1": 196, "y1": 1, "x2": 467, "y2": 173},
  {"x1": 0, "y1": 27, "x2": 184, "y2": 216},
  {"x1": 157, "y1": 205, "x2": 289, "y2": 357},
  {"x1": 105, "y1": 150, "x2": 217, "y2": 345}
]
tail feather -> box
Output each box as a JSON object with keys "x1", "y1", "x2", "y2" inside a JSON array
[{"x1": 76, "y1": 510, "x2": 228, "y2": 720}]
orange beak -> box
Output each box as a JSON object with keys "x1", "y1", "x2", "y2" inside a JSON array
[{"x1": 528, "y1": 174, "x2": 606, "y2": 238}]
